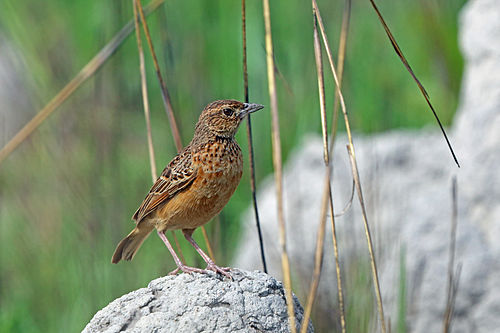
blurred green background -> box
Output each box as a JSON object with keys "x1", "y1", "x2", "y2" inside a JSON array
[{"x1": 0, "y1": 0, "x2": 465, "y2": 332}]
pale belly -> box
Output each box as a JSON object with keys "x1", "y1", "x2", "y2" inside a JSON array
[{"x1": 153, "y1": 161, "x2": 243, "y2": 231}]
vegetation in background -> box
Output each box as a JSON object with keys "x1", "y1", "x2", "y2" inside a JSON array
[{"x1": 0, "y1": 0, "x2": 465, "y2": 332}]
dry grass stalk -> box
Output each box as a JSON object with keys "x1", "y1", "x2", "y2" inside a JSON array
[
  {"x1": 241, "y1": 0, "x2": 267, "y2": 273},
  {"x1": 443, "y1": 176, "x2": 460, "y2": 332},
  {"x1": 0, "y1": 0, "x2": 166, "y2": 165},
  {"x1": 200, "y1": 225, "x2": 215, "y2": 261},
  {"x1": 346, "y1": 144, "x2": 386, "y2": 333},
  {"x1": 312, "y1": 0, "x2": 387, "y2": 331},
  {"x1": 330, "y1": 0, "x2": 354, "y2": 220},
  {"x1": 262, "y1": 0, "x2": 296, "y2": 331},
  {"x1": 302, "y1": 178, "x2": 331, "y2": 333},
  {"x1": 136, "y1": 0, "x2": 213, "y2": 261},
  {"x1": 328, "y1": 6, "x2": 350, "y2": 330},
  {"x1": 136, "y1": 0, "x2": 182, "y2": 152},
  {"x1": 301, "y1": 12, "x2": 346, "y2": 333},
  {"x1": 334, "y1": 181, "x2": 354, "y2": 218},
  {"x1": 368, "y1": 0, "x2": 459, "y2": 168},
  {"x1": 330, "y1": 0, "x2": 351, "y2": 154},
  {"x1": 133, "y1": 0, "x2": 157, "y2": 182}
]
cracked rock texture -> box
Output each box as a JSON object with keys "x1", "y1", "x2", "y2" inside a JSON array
[
  {"x1": 82, "y1": 269, "x2": 313, "y2": 333},
  {"x1": 235, "y1": 0, "x2": 500, "y2": 332}
]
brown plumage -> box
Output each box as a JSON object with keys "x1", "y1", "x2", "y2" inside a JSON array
[{"x1": 111, "y1": 100, "x2": 264, "y2": 277}]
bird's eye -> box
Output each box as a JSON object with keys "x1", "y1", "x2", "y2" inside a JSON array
[{"x1": 222, "y1": 108, "x2": 234, "y2": 116}]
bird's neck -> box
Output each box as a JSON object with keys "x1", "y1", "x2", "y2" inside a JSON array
[
  {"x1": 214, "y1": 135, "x2": 235, "y2": 145},
  {"x1": 191, "y1": 128, "x2": 234, "y2": 147}
]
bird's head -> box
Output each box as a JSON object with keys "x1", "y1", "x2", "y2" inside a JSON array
[{"x1": 194, "y1": 100, "x2": 264, "y2": 139}]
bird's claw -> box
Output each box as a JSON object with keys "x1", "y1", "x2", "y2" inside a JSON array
[
  {"x1": 169, "y1": 265, "x2": 206, "y2": 275},
  {"x1": 168, "y1": 264, "x2": 232, "y2": 279},
  {"x1": 205, "y1": 263, "x2": 232, "y2": 279}
]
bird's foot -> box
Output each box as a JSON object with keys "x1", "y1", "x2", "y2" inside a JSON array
[
  {"x1": 168, "y1": 263, "x2": 232, "y2": 279},
  {"x1": 205, "y1": 263, "x2": 232, "y2": 279},
  {"x1": 168, "y1": 265, "x2": 206, "y2": 276}
]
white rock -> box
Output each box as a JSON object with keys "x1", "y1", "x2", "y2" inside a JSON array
[
  {"x1": 82, "y1": 269, "x2": 313, "y2": 333},
  {"x1": 234, "y1": 0, "x2": 500, "y2": 332}
]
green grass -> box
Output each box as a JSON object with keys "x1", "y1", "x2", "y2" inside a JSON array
[{"x1": 0, "y1": 0, "x2": 465, "y2": 331}]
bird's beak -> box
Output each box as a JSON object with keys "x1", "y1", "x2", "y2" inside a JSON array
[{"x1": 239, "y1": 103, "x2": 264, "y2": 118}]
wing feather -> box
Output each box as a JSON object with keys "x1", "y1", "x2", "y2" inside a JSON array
[{"x1": 132, "y1": 147, "x2": 197, "y2": 223}]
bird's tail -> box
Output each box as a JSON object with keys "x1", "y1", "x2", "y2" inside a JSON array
[{"x1": 111, "y1": 223, "x2": 154, "y2": 264}]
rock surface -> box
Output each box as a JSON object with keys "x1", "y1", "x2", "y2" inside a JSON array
[
  {"x1": 82, "y1": 269, "x2": 313, "y2": 333},
  {"x1": 234, "y1": 0, "x2": 500, "y2": 332}
]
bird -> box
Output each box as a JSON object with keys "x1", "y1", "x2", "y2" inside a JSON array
[{"x1": 111, "y1": 99, "x2": 264, "y2": 278}]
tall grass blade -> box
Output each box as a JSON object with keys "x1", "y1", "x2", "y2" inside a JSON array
[
  {"x1": 346, "y1": 144, "x2": 386, "y2": 333},
  {"x1": 334, "y1": 181, "x2": 354, "y2": 218},
  {"x1": 312, "y1": 0, "x2": 387, "y2": 331},
  {"x1": 302, "y1": 12, "x2": 346, "y2": 333},
  {"x1": 329, "y1": 0, "x2": 351, "y2": 156},
  {"x1": 443, "y1": 176, "x2": 459, "y2": 332},
  {"x1": 329, "y1": 0, "x2": 354, "y2": 220},
  {"x1": 242, "y1": 0, "x2": 267, "y2": 273},
  {"x1": 133, "y1": 0, "x2": 157, "y2": 182},
  {"x1": 262, "y1": 0, "x2": 296, "y2": 331},
  {"x1": 368, "y1": 0, "x2": 459, "y2": 168},
  {"x1": 302, "y1": 178, "x2": 330, "y2": 332},
  {"x1": 323, "y1": 0, "x2": 355, "y2": 219},
  {"x1": 200, "y1": 224, "x2": 215, "y2": 261},
  {"x1": 0, "y1": 0, "x2": 166, "y2": 166},
  {"x1": 136, "y1": 0, "x2": 182, "y2": 152},
  {"x1": 136, "y1": 0, "x2": 213, "y2": 260}
]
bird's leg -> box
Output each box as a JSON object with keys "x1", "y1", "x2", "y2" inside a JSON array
[
  {"x1": 182, "y1": 229, "x2": 232, "y2": 279},
  {"x1": 157, "y1": 230, "x2": 204, "y2": 275}
]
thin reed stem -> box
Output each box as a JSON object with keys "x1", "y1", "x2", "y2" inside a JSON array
[
  {"x1": 262, "y1": 0, "x2": 296, "y2": 331},
  {"x1": 136, "y1": 0, "x2": 182, "y2": 152},
  {"x1": 326, "y1": 14, "x2": 353, "y2": 328},
  {"x1": 302, "y1": 12, "x2": 345, "y2": 333},
  {"x1": 133, "y1": 0, "x2": 157, "y2": 182},
  {"x1": 302, "y1": 177, "x2": 330, "y2": 333},
  {"x1": 368, "y1": 0, "x2": 459, "y2": 168},
  {"x1": 132, "y1": 0, "x2": 184, "y2": 265},
  {"x1": 329, "y1": 0, "x2": 351, "y2": 156},
  {"x1": 136, "y1": 0, "x2": 213, "y2": 261},
  {"x1": 200, "y1": 224, "x2": 215, "y2": 261},
  {"x1": 328, "y1": 0, "x2": 355, "y2": 221},
  {"x1": 346, "y1": 144, "x2": 386, "y2": 333},
  {"x1": 0, "y1": 0, "x2": 166, "y2": 166},
  {"x1": 443, "y1": 176, "x2": 459, "y2": 332},
  {"x1": 328, "y1": 0, "x2": 354, "y2": 221},
  {"x1": 321, "y1": 20, "x2": 348, "y2": 321},
  {"x1": 446, "y1": 263, "x2": 462, "y2": 333},
  {"x1": 326, "y1": 182, "x2": 345, "y2": 332},
  {"x1": 312, "y1": 0, "x2": 386, "y2": 331},
  {"x1": 242, "y1": 0, "x2": 267, "y2": 274}
]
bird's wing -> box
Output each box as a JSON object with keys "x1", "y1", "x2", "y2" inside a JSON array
[{"x1": 132, "y1": 147, "x2": 197, "y2": 223}]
